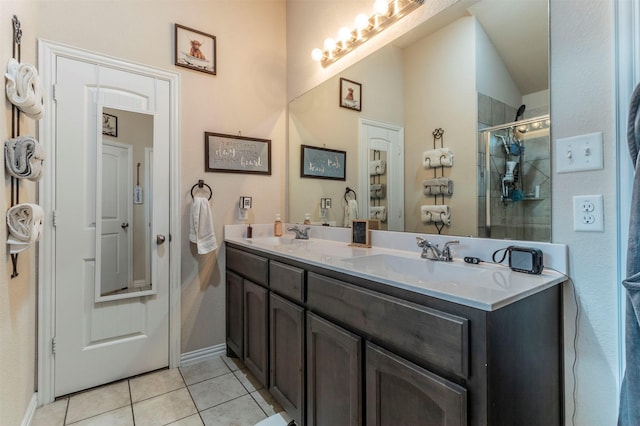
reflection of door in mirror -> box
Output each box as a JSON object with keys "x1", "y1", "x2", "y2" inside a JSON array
[
  {"x1": 100, "y1": 108, "x2": 154, "y2": 298},
  {"x1": 359, "y1": 119, "x2": 404, "y2": 232}
]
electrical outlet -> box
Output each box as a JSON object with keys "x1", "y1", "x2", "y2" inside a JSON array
[
  {"x1": 573, "y1": 194, "x2": 604, "y2": 232},
  {"x1": 238, "y1": 208, "x2": 248, "y2": 220}
]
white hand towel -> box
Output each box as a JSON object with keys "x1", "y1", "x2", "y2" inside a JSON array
[
  {"x1": 423, "y1": 178, "x2": 454, "y2": 196},
  {"x1": 423, "y1": 148, "x2": 454, "y2": 168},
  {"x1": 5, "y1": 58, "x2": 45, "y2": 120},
  {"x1": 189, "y1": 196, "x2": 218, "y2": 254},
  {"x1": 370, "y1": 183, "x2": 386, "y2": 199},
  {"x1": 6, "y1": 203, "x2": 44, "y2": 254},
  {"x1": 369, "y1": 160, "x2": 386, "y2": 176},
  {"x1": 369, "y1": 206, "x2": 387, "y2": 222},
  {"x1": 420, "y1": 205, "x2": 451, "y2": 225},
  {"x1": 343, "y1": 199, "x2": 359, "y2": 227},
  {"x1": 5, "y1": 135, "x2": 45, "y2": 181}
]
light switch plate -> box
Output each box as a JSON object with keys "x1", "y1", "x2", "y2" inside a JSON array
[{"x1": 556, "y1": 132, "x2": 604, "y2": 173}]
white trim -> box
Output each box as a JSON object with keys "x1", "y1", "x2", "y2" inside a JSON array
[
  {"x1": 37, "y1": 39, "x2": 181, "y2": 404},
  {"x1": 180, "y1": 343, "x2": 227, "y2": 367},
  {"x1": 20, "y1": 393, "x2": 38, "y2": 426}
]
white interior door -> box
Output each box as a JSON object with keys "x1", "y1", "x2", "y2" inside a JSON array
[
  {"x1": 359, "y1": 119, "x2": 405, "y2": 231},
  {"x1": 101, "y1": 142, "x2": 132, "y2": 295},
  {"x1": 52, "y1": 55, "x2": 171, "y2": 396}
]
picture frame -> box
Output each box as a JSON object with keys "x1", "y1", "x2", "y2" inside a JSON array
[
  {"x1": 340, "y1": 78, "x2": 362, "y2": 111},
  {"x1": 349, "y1": 219, "x2": 371, "y2": 247},
  {"x1": 102, "y1": 113, "x2": 117, "y2": 137},
  {"x1": 205, "y1": 132, "x2": 271, "y2": 175},
  {"x1": 300, "y1": 145, "x2": 346, "y2": 180},
  {"x1": 174, "y1": 23, "x2": 216, "y2": 75}
]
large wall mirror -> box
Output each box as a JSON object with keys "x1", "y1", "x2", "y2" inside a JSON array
[
  {"x1": 288, "y1": 0, "x2": 550, "y2": 241},
  {"x1": 96, "y1": 107, "x2": 155, "y2": 301}
]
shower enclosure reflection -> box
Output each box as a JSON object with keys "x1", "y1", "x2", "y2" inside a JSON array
[
  {"x1": 97, "y1": 107, "x2": 154, "y2": 301},
  {"x1": 479, "y1": 115, "x2": 551, "y2": 241}
]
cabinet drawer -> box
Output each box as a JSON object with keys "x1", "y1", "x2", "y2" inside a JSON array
[
  {"x1": 226, "y1": 246, "x2": 268, "y2": 286},
  {"x1": 270, "y1": 261, "x2": 305, "y2": 303},
  {"x1": 307, "y1": 272, "x2": 469, "y2": 378}
]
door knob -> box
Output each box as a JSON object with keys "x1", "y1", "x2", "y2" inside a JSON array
[
  {"x1": 157, "y1": 234, "x2": 166, "y2": 245},
  {"x1": 121, "y1": 223, "x2": 129, "y2": 229}
]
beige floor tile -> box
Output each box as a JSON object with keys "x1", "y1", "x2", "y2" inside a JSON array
[
  {"x1": 66, "y1": 381, "x2": 131, "y2": 424},
  {"x1": 180, "y1": 357, "x2": 231, "y2": 385},
  {"x1": 233, "y1": 368, "x2": 264, "y2": 392},
  {"x1": 167, "y1": 413, "x2": 205, "y2": 425},
  {"x1": 199, "y1": 394, "x2": 267, "y2": 426},
  {"x1": 188, "y1": 372, "x2": 247, "y2": 411},
  {"x1": 133, "y1": 387, "x2": 197, "y2": 426},
  {"x1": 130, "y1": 368, "x2": 185, "y2": 402},
  {"x1": 31, "y1": 398, "x2": 68, "y2": 426},
  {"x1": 67, "y1": 406, "x2": 133, "y2": 426},
  {"x1": 220, "y1": 354, "x2": 243, "y2": 372},
  {"x1": 250, "y1": 388, "x2": 284, "y2": 417}
]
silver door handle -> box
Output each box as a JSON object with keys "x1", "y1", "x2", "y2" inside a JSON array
[{"x1": 156, "y1": 234, "x2": 166, "y2": 245}]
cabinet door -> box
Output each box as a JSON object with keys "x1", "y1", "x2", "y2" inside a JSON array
[
  {"x1": 244, "y1": 280, "x2": 269, "y2": 387},
  {"x1": 225, "y1": 270, "x2": 243, "y2": 358},
  {"x1": 366, "y1": 342, "x2": 467, "y2": 426},
  {"x1": 270, "y1": 293, "x2": 305, "y2": 425},
  {"x1": 307, "y1": 312, "x2": 361, "y2": 426}
]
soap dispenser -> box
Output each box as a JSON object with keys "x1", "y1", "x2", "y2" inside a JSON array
[{"x1": 274, "y1": 214, "x2": 283, "y2": 237}]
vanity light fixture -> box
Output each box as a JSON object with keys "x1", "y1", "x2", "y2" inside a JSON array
[{"x1": 311, "y1": 0, "x2": 425, "y2": 67}]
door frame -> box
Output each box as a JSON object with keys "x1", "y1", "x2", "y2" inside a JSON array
[{"x1": 37, "y1": 39, "x2": 182, "y2": 405}]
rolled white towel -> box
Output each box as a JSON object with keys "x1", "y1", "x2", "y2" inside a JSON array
[
  {"x1": 369, "y1": 160, "x2": 386, "y2": 176},
  {"x1": 423, "y1": 178, "x2": 453, "y2": 196},
  {"x1": 343, "y1": 199, "x2": 359, "y2": 227},
  {"x1": 423, "y1": 148, "x2": 453, "y2": 168},
  {"x1": 5, "y1": 58, "x2": 45, "y2": 120},
  {"x1": 6, "y1": 203, "x2": 44, "y2": 254},
  {"x1": 5, "y1": 136, "x2": 45, "y2": 181},
  {"x1": 369, "y1": 206, "x2": 387, "y2": 222},
  {"x1": 420, "y1": 205, "x2": 451, "y2": 226},
  {"x1": 370, "y1": 183, "x2": 386, "y2": 199}
]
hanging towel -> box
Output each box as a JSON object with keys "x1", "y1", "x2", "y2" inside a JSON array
[
  {"x1": 343, "y1": 199, "x2": 358, "y2": 227},
  {"x1": 423, "y1": 148, "x2": 454, "y2": 168},
  {"x1": 4, "y1": 135, "x2": 45, "y2": 181},
  {"x1": 619, "y1": 79, "x2": 640, "y2": 425},
  {"x1": 420, "y1": 205, "x2": 451, "y2": 226},
  {"x1": 370, "y1": 183, "x2": 386, "y2": 199},
  {"x1": 369, "y1": 160, "x2": 386, "y2": 176},
  {"x1": 6, "y1": 203, "x2": 44, "y2": 254},
  {"x1": 423, "y1": 177, "x2": 454, "y2": 196},
  {"x1": 369, "y1": 206, "x2": 387, "y2": 222},
  {"x1": 5, "y1": 58, "x2": 45, "y2": 120},
  {"x1": 189, "y1": 196, "x2": 218, "y2": 254}
]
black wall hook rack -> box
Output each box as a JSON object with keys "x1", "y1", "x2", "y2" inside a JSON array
[{"x1": 9, "y1": 15, "x2": 23, "y2": 278}]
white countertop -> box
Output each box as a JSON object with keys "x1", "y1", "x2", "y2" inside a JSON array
[{"x1": 224, "y1": 225, "x2": 567, "y2": 311}]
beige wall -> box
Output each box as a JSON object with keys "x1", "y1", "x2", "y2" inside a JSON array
[{"x1": 1, "y1": 1, "x2": 286, "y2": 423}]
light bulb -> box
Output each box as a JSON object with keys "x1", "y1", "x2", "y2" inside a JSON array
[
  {"x1": 311, "y1": 48, "x2": 323, "y2": 62},
  {"x1": 355, "y1": 14, "x2": 369, "y2": 30},
  {"x1": 324, "y1": 37, "x2": 336, "y2": 51},
  {"x1": 374, "y1": 0, "x2": 389, "y2": 15},
  {"x1": 338, "y1": 27, "x2": 352, "y2": 49}
]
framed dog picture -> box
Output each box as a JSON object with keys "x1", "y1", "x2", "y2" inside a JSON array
[
  {"x1": 174, "y1": 24, "x2": 216, "y2": 75},
  {"x1": 340, "y1": 78, "x2": 362, "y2": 111}
]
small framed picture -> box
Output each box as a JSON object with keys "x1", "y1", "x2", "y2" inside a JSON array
[
  {"x1": 174, "y1": 24, "x2": 216, "y2": 75},
  {"x1": 301, "y1": 145, "x2": 346, "y2": 180},
  {"x1": 340, "y1": 78, "x2": 362, "y2": 111},
  {"x1": 102, "y1": 113, "x2": 117, "y2": 137},
  {"x1": 349, "y1": 219, "x2": 371, "y2": 248}
]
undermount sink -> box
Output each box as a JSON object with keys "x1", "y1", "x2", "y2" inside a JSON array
[
  {"x1": 342, "y1": 253, "x2": 486, "y2": 284},
  {"x1": 247, "y1": 236, "x2": 301, "y2": 245}
]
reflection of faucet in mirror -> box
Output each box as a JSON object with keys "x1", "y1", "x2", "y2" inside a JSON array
[
  {"x1": 416, "y1": 236, "x2": 459, "y2": 262},
  {"x1": 288, "y1": 225, "x2": 310, "y2": 240}
]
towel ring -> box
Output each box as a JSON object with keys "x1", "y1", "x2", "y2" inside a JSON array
[
  {"x1": 191, "y1": 179, "x2": 213, "y2": 200},
  {"x1": 344, "y1": 187, "x2": 357, "y2": 202}
]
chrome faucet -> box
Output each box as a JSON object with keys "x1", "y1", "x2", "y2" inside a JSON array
[
  {"x1": 416, "y1": 237, "x2": 459, "y2": 262},
  {"x1": 288, "y1": 225, "x2": 310, "y2": 240}
]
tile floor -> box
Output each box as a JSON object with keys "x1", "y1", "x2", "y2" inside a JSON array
[{"x1": 31, "y1": 354, "x2": 286, "y2": 426}]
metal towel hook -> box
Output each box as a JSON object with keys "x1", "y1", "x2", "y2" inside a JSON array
[{"x1": 190, "y1": 179, "x2": 213, "y2": 200}]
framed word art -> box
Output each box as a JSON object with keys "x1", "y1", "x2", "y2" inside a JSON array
[
  {"x1": 205, "y1": 132, "x2": 271, "y2": 175},
  {"x1": 300, "y1": 145, "x2": 346, "y2": 180}
]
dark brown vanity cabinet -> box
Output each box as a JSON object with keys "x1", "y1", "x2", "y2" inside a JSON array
[{"x1": 225, "y1": 243, "x2": 562, "y2": 426}]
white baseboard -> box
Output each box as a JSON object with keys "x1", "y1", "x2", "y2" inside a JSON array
[
  {"x1": 180, "y1": 343, "x2": 226, "y2": 367},
  {"x1": 21, "y1": 393, "x2": 38, "y2": 426}
]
